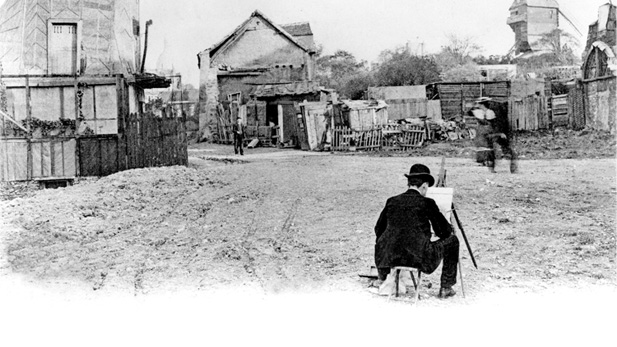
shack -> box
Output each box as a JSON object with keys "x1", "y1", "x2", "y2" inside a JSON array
[
  {"x1": 0, "y1": 0, "x2": 180, "y2": 183},
  {"x1": 337, "y1": 100, "x2": 389, "y2": 130},
  {"x1": 427, "y1": 80, "x2": 552, "y2": 131},
  {"x1": 197, "y1": 10, "x2": 318, "y2": 143},
  {"x1": 368, "y1": 86, "x2": 431, "y2": 120}
]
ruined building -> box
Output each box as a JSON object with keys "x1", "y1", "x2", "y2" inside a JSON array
[
  {"x1": 580, "y1": 3, "x2": 616, "y2": 132},
  {"x1": 197, "y1": 10, "x2": 320, "y2": 141}
]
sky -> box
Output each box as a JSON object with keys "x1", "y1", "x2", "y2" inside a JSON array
[
  {"x1": 0, "y1": 0, "x2": 611, "y2": 85},
  {"x1": 140, "y1": 0, "x2": 607, "y2": 86}
]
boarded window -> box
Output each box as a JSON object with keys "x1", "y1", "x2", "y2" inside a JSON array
[{"x1": 49, "y1": 24, "x2": 77, "y2": 74}]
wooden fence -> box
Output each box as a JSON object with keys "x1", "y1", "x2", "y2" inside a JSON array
[
  {"x1": 78, "y1": 112, "x2": 188, "y2": 177},
  {"x1": 508, "y1": 95, "x2": 549, "y2": 131},
  {"x1": 331, "y1": 125, "x2": 425, "y2": 152},
  {"x1": 550, "y1": 94, "x2": 569, "y2": 127}
]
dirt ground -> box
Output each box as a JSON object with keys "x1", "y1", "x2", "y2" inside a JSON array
[{"x1": 1, "y1": 134, "x2": 616, "y2": 346}]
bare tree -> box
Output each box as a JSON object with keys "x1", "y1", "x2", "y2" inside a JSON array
[
  {"x1": 535, "y1": 29, "x2": 580, "y2": 65},
  {"x1": 436, "y1": 34, "x2": 483, "y2": 68},
  {"x1": 434, "y1": 34, "x2": 483, "y2": 81}
]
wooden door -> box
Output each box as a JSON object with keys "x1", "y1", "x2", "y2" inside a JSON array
[
  {"x1": 49, "y1": 24, "x2": 77, "y2": 75},
  {"x1": 295, "y1": 104, "x2": 309, "y2": 150}
]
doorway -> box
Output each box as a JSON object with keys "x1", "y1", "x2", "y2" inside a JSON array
[{"x1": 48, "y1": 23, "x2": 78, "y2": 75}]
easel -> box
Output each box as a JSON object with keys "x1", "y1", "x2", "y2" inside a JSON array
[{"x1": 434, "y1": 157, "x2": 478, "y2": 297}]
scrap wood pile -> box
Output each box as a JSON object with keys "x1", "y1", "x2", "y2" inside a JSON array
[
  {"x1": 395, "y1": 117, "x2": 476, "y2": 142},
  {"x1": 430, "y1": 119, "x2": 476, "y2": 142},
  {"x1": 213, "y1": 104, "x2": 233, "y2": 145}
]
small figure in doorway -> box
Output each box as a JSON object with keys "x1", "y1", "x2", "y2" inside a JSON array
[{"x1": 232, "y1": 116, "x2": 245, "y2": 155}]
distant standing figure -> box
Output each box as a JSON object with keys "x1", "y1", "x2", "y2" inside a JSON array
[
  {"x1": 232, "y1": 116, "x2": 245, "y2": 155},
  {"x1": 471, "y1": 97, "x2": 517, "y2": 173}
]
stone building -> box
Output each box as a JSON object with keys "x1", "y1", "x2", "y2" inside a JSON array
[
  {"x1": 197, "y1": 10, "x2": 318, "y2": 140},
  {"x1": 579, "y1": 3, "x2": 616, "y2": 132}
]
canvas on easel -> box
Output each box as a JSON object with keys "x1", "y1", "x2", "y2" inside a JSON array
[{"x1": 426, "y1": 187, "x2": 454, "y2": 222}]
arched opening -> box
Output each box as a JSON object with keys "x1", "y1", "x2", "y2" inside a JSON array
[{"x1": 583, "y1": 44, "x2": 613, "y2": 79}]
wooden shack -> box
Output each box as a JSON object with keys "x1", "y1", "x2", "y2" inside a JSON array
[
  {"x1": 0, "y1": 0, "x2": 176, "y2": 182},
  {"x1": 197, "y1": 10, "x2": 317, "y2": 141},
  {"x1": 428, "y1": 80, "x2": 554, "y2": 132},
  {"x1": 337, "y1": 100, "x2": 389, "y2": 130}
]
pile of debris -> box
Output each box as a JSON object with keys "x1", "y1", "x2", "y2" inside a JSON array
[{"x1": 395, "y1": 117, "x2": 476, "y2": 142}]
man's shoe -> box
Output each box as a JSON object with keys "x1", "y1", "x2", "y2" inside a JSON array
[
  {"x1": 438, "y1": 287, "x2": 456, "y2": 299},
  {"x1": 371, "y1": 279, "x2": 384, "y2": 288}
]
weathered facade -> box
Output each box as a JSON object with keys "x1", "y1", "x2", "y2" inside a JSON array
[
  {"x1": 507, "y1": 0, "x2": 560, "y2": 54},
  {"x1": 0, "y1": 0, "x2": 173, "y2": 182},
  {"x1": 197, "y1": 10, "x2": 317, "y2": 141},
  {"x1": 0, "y1": 0, "x2": 141, "y2": 76},
  {"x1": 580, "y1": 3, "x2": 617, "y2": 133}
]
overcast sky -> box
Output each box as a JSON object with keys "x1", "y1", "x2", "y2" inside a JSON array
[{"x1": 0, "y1": 0, "x2": 610, "y2": 85}]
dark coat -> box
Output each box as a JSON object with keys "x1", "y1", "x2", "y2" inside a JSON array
[
  {"x1": 232, "y1": 122, "x2": 245, "y2": 139},
  {"x1": 374, "y1": 189, "x2": 453, "y2": 273}
]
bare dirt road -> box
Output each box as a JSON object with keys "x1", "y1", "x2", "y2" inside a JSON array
[{"x1": 1, "y1": 143, "x2": 615, "y2": 346}]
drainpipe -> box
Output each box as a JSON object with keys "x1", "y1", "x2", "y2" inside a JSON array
[{"x1": 140, "y1": 20, "x2": 153, "y2": 74}]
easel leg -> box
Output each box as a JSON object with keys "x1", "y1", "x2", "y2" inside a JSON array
[
  {"x1": 458, "y1": 253, "x2": 465, "y2": 298},
  {"x1": 451, "y1": 214, "x2": 466, "y2": 298}
]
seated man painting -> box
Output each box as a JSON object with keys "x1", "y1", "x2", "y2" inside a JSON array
[{"x1": 374, "y1": 164, "x2": 460, "y2": 299}]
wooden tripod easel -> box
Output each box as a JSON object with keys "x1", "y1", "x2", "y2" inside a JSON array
[{"x1": 435, "y1": 157, "x2": 478, "y2": 298}]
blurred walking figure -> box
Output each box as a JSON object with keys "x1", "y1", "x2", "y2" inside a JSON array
[
  {"x1": 232, "y1": 116, "x2": 245, "y2": 155},
  {"x1": 470, "y1": 97, "x2": 517, "y2": 173}
]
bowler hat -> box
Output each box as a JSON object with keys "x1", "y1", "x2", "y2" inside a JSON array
[{"x1": 404, "y1": 163, "x2": 435, "y2": 187}]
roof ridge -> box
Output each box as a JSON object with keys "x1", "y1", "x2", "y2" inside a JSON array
[
  {"x1": 281, "y1": 21, "x2": 310, "y2": 26},
  {"x1": 207, "y1": 9, "x2": 312, "y2": 58}
]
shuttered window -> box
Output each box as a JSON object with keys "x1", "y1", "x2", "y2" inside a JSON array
[{"x1": 49, "y1": 24, "x2": 77, "y2": 75}]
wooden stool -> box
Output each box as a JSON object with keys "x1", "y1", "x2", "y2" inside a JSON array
[{"x1": 392, "y1": 266, "x2": 422, "y2": 302}]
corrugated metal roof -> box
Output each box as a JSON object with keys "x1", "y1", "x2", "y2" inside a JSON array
[
  {"x1": 280, "y1": 22, "x2": 313, "y2": 36},
  {"x1": 252, "y1": 81, "x2": 322, "y2": 97}
]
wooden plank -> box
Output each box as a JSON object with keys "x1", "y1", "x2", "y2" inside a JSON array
[
  {"x1": 0, "y1": 140, "x2": 29, "y2": 181},
  {"x1": 74, "y1": 79, "x2": 81, "y2": 176},
  {"x1": 25, "y1": 76, "x2": 32, "y2": 180},
  {"x1": 63, "y1": 139, "x2": 76, "y2": 177},
  {"x1": 79, "y1": 138, "x2": 99, "y2": 176},
  {"x1": 3, "y1": 76, "x2": 117, "y2": 88},
  {"x1": 31, "y1": 142, "x2": 42, "y2": 178},
  {"x1": 101, "y1": 138, "x2": 117, "y2": 176},
  {"x1": 51, "y1": 141, "x2": 62, "y2": 177}
]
